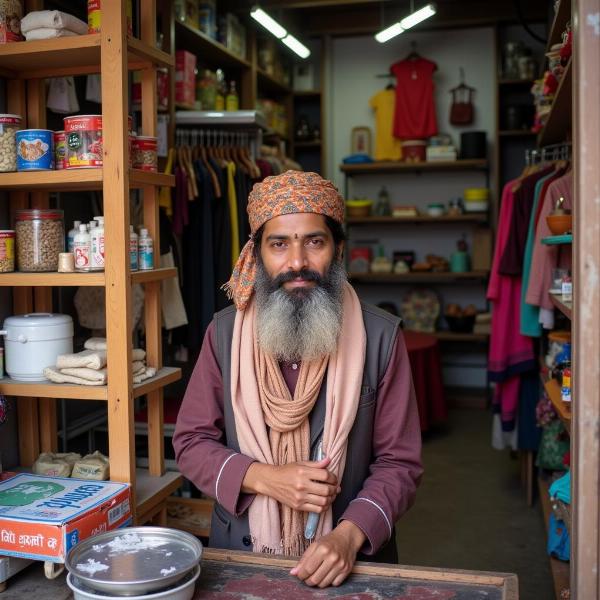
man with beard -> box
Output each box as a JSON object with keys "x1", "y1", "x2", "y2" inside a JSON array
[{"x1": 173, "y1": 171, "x2": 422, "y2": 588}]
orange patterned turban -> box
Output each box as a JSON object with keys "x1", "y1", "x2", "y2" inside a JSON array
[{"x1": 223, "y1": 170, "x2": 345, "y2": 311}]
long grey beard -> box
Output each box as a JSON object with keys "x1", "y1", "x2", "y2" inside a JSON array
[{"x1": 254, "y1": 261, "x2": 346, "y2": 363}]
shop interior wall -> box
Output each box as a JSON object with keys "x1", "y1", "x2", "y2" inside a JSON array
[{"x1": 325, "y1": 27, "x2": 496, "y2": 389}]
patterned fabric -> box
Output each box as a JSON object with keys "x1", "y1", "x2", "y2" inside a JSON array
[{"x1": 223, "y1": 171, "x2": 345, "y2": 310}]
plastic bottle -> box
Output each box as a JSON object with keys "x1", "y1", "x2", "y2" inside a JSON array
[
  {"x1": 215, "y1": 69, "x2": 226, "y2": 111},
  {"x1": 87, "y1": 220, "x2": 97, "y2": 233},
  {"x1": 73, "y1": 224, "x2": 91, "y2": 271},
  {"x1": 138, "y1": 228, "x2": 154, "y2": 270},
  {"x1": 90, "y1": 216, "x2": 105, "y2": 270},
  {"x1": 67, "y1": 220, "x2": 81, "y2": 253},
  {"x1": 226, "y1": 81, "x2": 239, "y2": 111},
  {"x1": 130, "y1": 225, "x2": 139, "y2": 271}
]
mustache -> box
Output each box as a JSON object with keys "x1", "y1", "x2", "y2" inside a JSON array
[{"x1": 272, "y1": 269, "x2": 324, "y2": 288}]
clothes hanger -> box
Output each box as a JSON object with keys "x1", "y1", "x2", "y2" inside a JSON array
[
  {"x1": 404, "y1": 41, "x2": 420, "y2": 61},
  {"x1": 449, "y1": 68, "x2": 475, "y2": 93}
]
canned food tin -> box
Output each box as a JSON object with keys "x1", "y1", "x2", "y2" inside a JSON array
[
  {"x1": 16, "y1": 129, "x2": 54, "y2": 171},
  {"x1": 0, "y1": 114, "x2": 21, "y2": 172},
  {"x1": 54, "y1": 130, "x2": 66, "y2": 170},
  {"x1": 0, "y1": 230, "x2": 15, "y2": 273},
  {"x1": 132, "y1": 136, "x2": 157, "y2": 172},
  {"x1": 88, "y1": 0, "x2": 132, "y2": 36}
]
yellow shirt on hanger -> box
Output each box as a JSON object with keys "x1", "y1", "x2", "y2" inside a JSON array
[
  {"x1": 227, "y1": 162, "x2": 240, "y2": 267},
  {"x1": 369, "y1": 89, "x2": 402, "y2": 161}
]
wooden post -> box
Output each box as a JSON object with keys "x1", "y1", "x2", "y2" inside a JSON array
[
  {"x1": 572, "y1": 0, "x2": 600, "y2": 596},
  {"x1": 101, "y1": 0, "x2": 135, "y2": 495}
]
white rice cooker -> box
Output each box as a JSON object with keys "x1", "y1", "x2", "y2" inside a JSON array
[{"x1": 0, "y1": 313, "x2": 73, "y2": 382}]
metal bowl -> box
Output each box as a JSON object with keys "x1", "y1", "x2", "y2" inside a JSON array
[
  {"x1": 67, "y1": 565, "x2": 201, "y2": 600},
  {"x1": 65, "y1": 527, "x2": 202, "y2": 596}
]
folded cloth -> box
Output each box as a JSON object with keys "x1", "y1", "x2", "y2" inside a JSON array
[
  {"x1": 44, "y1": 366, "x2": 105, "y2": 386},
  {"x1": 57, "y1": 349, "x2": 107, "y2": 371},
  {"x1": 132, "y1": 361, "x2": 145, "y2": 375},
  {"x1": 550, "y1": 470, "x2": 571, "y2": 504},
  {"x1": 60, "y1": 367, "x2": 107, "y2": 383},
  {"x1": 21, "y1": 10, "x2": 88, "y2": 34},
  {"x1": 24, "y1": 28, "x2": 80, "y2": 40},
  {"x1": 133, "y1": 367, "x2": 157, "y2": 384},
  {"x1": 84, "y1": 338, "x2": 146, "y2": 361}
]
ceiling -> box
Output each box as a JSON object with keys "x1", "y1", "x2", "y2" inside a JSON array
[{"x1": 226, "y1": 0, "x2": 550, "y2": 37}]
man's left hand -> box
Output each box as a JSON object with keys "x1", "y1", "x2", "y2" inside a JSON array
[{"x1": 290, "y1": 520, "x2": 366, "y2": 588}]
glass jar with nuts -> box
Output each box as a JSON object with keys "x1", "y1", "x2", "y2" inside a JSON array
[
  {"x1": 0, "y1": 114, "x2": 21, "y2": 172},
  {"x1": 15, "y1": 209, "x2": 64, "y2": 272}
]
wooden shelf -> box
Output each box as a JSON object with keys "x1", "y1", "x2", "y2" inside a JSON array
[
  {"x1": 0, "y1": 267, "x2": 177, "y2": 287},
  {"x1": 498, "y1": 78, "x2": 535, "y2": 86},
  {"x1": 498, "y1": 130, "x2": 537, "y2": 137},
  {"x1": 346, "y1": 214, "x2": 488, "y2": 225},
  {"x1": 546, "y1": 0, "x2": 572, "y2": 53},
  {"x1": 550, "y1": 293, "x2": 572, "y2": 320},
  {"x1": 340, "y1": 159, "x2": 488, "y2": 175},
  {"x1": 0, "y1": 366, "x2": 181, "y2": 401},
  {"x1": 175, "y1": 20, "x2": 250, "y2": 69},
  {"x1": 348, "y1": 270, "x2": 489, "y2": 284},
  {"x1": 136, "y1": 469, "x2": 183, "y2": 523},
  {"x1": 167, "y1": 497, "x2": 213, "y2": 538},
  {"x1": 294, "y1": 141, "x2": 322, "y2": 149},
  {"x1": 538, "y1": 59, "x2": 572, "y2": 147},
  {"x1": 538, "y1": 476, "x2": 571, "y2": 600},
  {"x1": 0, "y1": 35, "x2": 173, "y2": 79},
  {"x1": 257, "y1": 68, "x2": 292, "y2": 95},
  {"x1": 0, "y1": 169, "x2": 175, "y2": 191},
  {"x1": 293, "y1": 90, "x2": 321, "y2": 97},
  {"x1": 544, "y1": 378, "x2": 572, "y2": 433}
]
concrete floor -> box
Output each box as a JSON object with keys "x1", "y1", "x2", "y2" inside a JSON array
[
  {"x1": 0, "y1": 408, "x2": 554, "y2": 599},
  {"x1": 395, "y1": 408, "x2": 554, "y2": 600}
]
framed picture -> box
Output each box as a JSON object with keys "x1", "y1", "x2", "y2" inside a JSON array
[{"x1": 351, "y1": 126, "x2": 372, "y2": 155}]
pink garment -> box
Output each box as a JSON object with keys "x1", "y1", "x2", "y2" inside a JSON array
[
  {"x1": 493, "y1": 377, "x2": 521, "y2": 431},
  {"x1": 525, "y1": 172, "x2": 573, "y2": 310},
  {"x1": 488, "y1": 179, "x2": 535, "y2": 382}
]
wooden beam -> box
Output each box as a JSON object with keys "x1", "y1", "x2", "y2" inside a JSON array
[
  {"x1": 572, "y1": 0, "x2": 600, "y2": 596},
  {"x1": 101, "y1": 0, "x2": 135, "y2": 493}
]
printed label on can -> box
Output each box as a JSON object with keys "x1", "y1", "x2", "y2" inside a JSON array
[
  {"x1": 16, "y1": 130, "x2": 53, "y2": 171},
  {"x1": 54, "y1": 132, "x2": 66, "y2": 170},
  {"x1": 0, "y1": 116, "x2": 20, "y2": 126},
  {"x1": 64, "y1": 116, "x2": 103, "y2": 168}
]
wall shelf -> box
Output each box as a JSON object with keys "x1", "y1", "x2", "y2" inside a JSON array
[
  {"x1": 340, "y1": 159, "x2": 488, "y2": 175},
  {"x1": 538, "y1": 58, "x2": 572, "y2": 147},
  {"x1": 498, "y1": 78, "x2": 535, "y2": 86},
  {"x1": 257, "y1": 68, "x2": 292, "y2": 95},
  {"x1": 348, "y1": 271, "x2": 489, "y2": 284},
  {"x1": 346, "y1": 214, "x2": 488, "y2": 225},
  {"x1": 498, "y1": 130, "x2": 537, "y2": 137},
  {"x1": 136, "y1": 469, "x2": 183, "y2": 524},
  {"x1": 544, "y1": 378, "x2": 572, "y2": 434},
  {"x1": 550, "y1": 293, "x2": 572, "y2": 320}
]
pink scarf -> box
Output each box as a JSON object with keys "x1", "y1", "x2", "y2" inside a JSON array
[{"x1": 230, "y1": 282, "x2": 366, "y2": 555}]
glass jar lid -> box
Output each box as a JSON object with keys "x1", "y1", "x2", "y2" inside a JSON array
[{"x1": 15, "y1": 209, "x2": 64, "y2": 221}]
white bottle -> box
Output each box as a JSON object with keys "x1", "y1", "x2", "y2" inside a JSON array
[
  {"x1": 138, "y1": 228, "x2": 154, "y2": 271},
  {"x1": 91, "y1": 216, "x2": 105, "y2": 270},
  {"x1": 130, "y1": 225, "x2": 139, "y2": 271},
  {"x1": 73, "y1": 224, "x2": 91, "y2": 271},
  {"x1": 67, "y1": 220, "x2": 81, "y2": 253}
]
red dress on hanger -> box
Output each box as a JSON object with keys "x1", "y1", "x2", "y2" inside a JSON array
[{"x1": 391, "y1": 57, "x2": 438, "y2": 139}]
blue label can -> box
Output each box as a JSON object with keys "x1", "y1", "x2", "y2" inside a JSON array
[{"x1": 16, "y1": 129, "x2": 54, "y2": 171}]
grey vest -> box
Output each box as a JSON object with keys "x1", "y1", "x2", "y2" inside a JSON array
[{"x1": 210, "y1": 302, "x2": 400, "y2": 562}]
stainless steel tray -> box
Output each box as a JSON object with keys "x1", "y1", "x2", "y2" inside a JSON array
[
  {"x1": 67, "y1": 565, "x2": 200, "y2": 600},
  {"x1": 65, "y1": 527, "x2": 202, "y2": 596}
]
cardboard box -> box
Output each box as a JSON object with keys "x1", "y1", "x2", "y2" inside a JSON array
[
  {"x1": 0, "y1": 474, "x2": 131, "y2": 563},
  {"x1": 176, "y1": 50, "x2": 197, "y2": 109}
]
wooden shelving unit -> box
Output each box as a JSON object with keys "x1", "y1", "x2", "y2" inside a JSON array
[
  {"x1": 544, "y1": 378, "x2": 572, "y2": 433},
  {"x1": 257, "y1": 67, "x2": 292, "y2": 95},
  {"x1": 346, "y1": 214, "x2": 488, "y2": 225},
  {"x1": 550, "y1": 293, "x2": 573, "y2": 320},
  {"x1": 538, "y1": 476, "x2": 571, "y2": 600},
  {"x1": 340, "y1": 159, "x2": 488, "y2": 175},
  {"x1": 498, "y1": 78, "x2": 535, "y2": 86},
  {"x1": 348, "y1": 271, "x2": 489, "y2": 284},
  {"x1": 1, "y1": 2, "x2": 181, "y2": 525},
  {"x1": 546, "y1": 0, "x2": 572, "y2": 52},
  {"x1": 538, "y1": 58, "x2": 572, "y2": 147}
]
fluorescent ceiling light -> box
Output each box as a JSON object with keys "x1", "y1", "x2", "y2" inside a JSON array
[
  {"x1": 250, "y1": 7, "x2": 287, "y2": 39},
  {"x1": 375, "y1": 22, "x2": 405, "y2": 43},
  {"x1": 281, "y1": 34, "x2": 311, "y2": 59},
  {"x1": 400, "y1": 3, "x2": 437, "y2": 30},
  {"x1": 374, "y1": 3, "x2": 436, "y2": 43}
]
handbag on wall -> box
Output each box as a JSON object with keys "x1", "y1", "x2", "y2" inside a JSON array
[{"x1": 449, "y1": 68, "x2": 475, "y2": 126}]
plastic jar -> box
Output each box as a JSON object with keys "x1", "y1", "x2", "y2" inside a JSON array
[
  {"x1": 132, "y1": 136, "x2": 157, "y2": 172},
  {"x1": 0, "y1": 114, "x2": 21, "y2": 172},
  {"x1": 0, "y1": 230, "x2": 15, "y2": 273},
  {"x1": 15, "y1": 209, "x2": 64, "y2": 272}
]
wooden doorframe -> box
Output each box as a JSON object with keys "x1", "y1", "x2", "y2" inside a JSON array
[{"x1": 572, "y1": 0, "x2": 600, "y2": 596}]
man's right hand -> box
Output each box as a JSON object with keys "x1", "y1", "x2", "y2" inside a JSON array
[{"x1": 242, "y1": 458, "x2": 340, "y2": 513}]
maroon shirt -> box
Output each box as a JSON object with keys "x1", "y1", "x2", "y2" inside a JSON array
[{"x1": 173, "y1": 322, "x2": 423, "y2": 555}]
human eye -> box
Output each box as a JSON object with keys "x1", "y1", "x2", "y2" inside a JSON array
[{"x1": 307, "y1": 238, "x2": 325, "y2": 247}]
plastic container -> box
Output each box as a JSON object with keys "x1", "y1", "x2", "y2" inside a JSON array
[
  {"x1": 0, "y1": 313, "x2": 74, "y2": 382},
  {"x1": 67, "y1": 220, "x2": 82, "y2": 254},
  {"x1": 54, "y1": 130, "x2": 66, "y2": 170},
  {"x1": 401, "y1": 140, "x2": 427, "y2": 163},
  {"x1": 90, "y1": 216, "x2": 105, "y2": 271},
  {"x1": 73, "y1": 224, "x2": 91, "y2": 271},
  {"x1": 130, "y1": 225, "x2": 139, "y2": 271},
  {"x1": 346, "y1": 199, "x2": 372, "y2": 218},
  {"x1": 427, "y1": 203, "x2": 445, "y2": 217},
  {"x1": 0, "y1": 114, "x2": 21, "y2": 172},
  {"x1": 0, "y1": 230, "x2": 15, "y2": 273},
  {"x1": 15, "y1": 209, "x2": 64, "y2": 272},
  {"x1": 132, "y1": 136, "x2": 158, "y2": 172},
  {"x1": 16, "y1": 129, "x2": 54, "y2": 171},
  {"x1": 464, "y1": 188, "x2": 489, "y2": 202},
  {"x1": 139, "y1": 228, "x2": 154, "y2": 270}
]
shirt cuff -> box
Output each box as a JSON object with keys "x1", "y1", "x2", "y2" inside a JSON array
[
  {"x1": 215, "y1": 452, "x2": 256, "y2": 517},
  {"x1": 339, "y1": 497, "x2": 393, "y2": 555}
]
